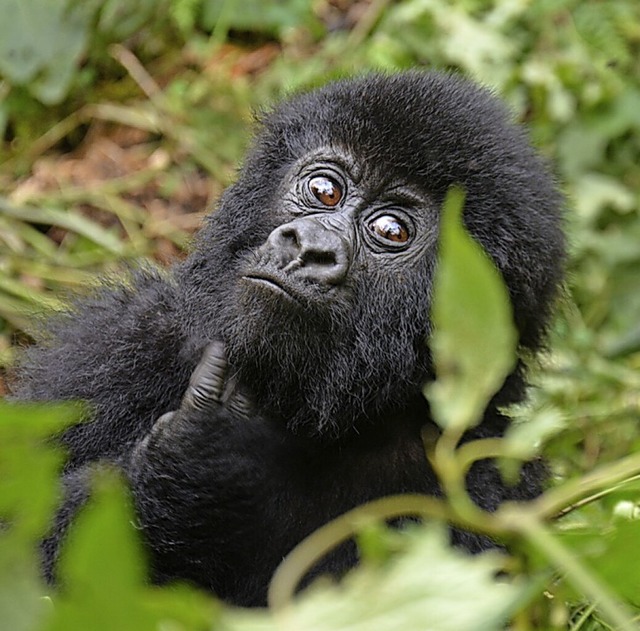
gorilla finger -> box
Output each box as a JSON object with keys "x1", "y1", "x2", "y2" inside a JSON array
[
  {"x1": 221, "y1": 376, "x2": 255, "y2": 422},
  {"x1": 130, "y1": 410, "x2": 176, "y2": 469},
  {"x1": 152, "y1": 411, "x2": 177, "y2": 433},
  {"x1": 182, "y1": 341, "x2": 227, "y2": 413},
  {"x1": 227, "y1": 392, "x2": 254, "y2": 422}
]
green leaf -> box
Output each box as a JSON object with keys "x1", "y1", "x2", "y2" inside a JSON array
[
  {"x1": 426, "y1": 187, "x2": 517, "y2": 431},
  {"x1": 200, "y1": 0, "x2": 323, "y2": 39},
  {"x1": 573, "y1": 173, "x2": 635, "y2": 223},
  {"x1": 0, "y1": 0, "x2": 96, "y2": 104},
  {"x1": 48, "y1": 469, "x2": 153, "y2": 631},
  {"x1": 0, "y1": 198, "x2": 125, "y2": 255},
  {"x1": 504, "y1": 406, "x2": 567, "y2": 459},
  {"x1": 0, "y1": 402, "x2": 80, "y2": 538},
  {"x1": 47, "y1": 467, "x2": 218, "y2": 631},
  {"x1": 0, "y1": 403, "x2": 80, "y2": 631},
  {"x1": 561, "y1": 519, "x2": 640, "y2": 607},
  {"x1": 0, "y1": 554, "x2": 49, "y2": 631},
  {"x1": 95, "y1": 0, "x2": 158, "y2": 41}
]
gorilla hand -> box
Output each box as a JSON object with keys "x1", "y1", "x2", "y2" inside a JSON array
[
  {"x1": 126, "y1": 342, "x2": 267, "y2": 590},
  {"x1": 181, "y1": 341, "x2": 254, "y2": 420},
  {"x1": 132, "y1": 341, "x2": 254, "y2": 468}
]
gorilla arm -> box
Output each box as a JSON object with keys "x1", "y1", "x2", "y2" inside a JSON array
[
  {"x1": 125, "y1": 345, "x2": 545, "y2": 607},
  {"x1": 125, "y1": 342, "x2": 282, "y2": 600},
  {"x1": 14, "y1": 269, "x2": 197, "y2": 580}
]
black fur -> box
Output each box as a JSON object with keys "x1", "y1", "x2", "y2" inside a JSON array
[{"x1": 14, "y1": 72, "x2": 564, "y2": 606}]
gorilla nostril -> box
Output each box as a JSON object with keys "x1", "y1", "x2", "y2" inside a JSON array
[
  {"x1": 280, "y1": 227, "x2": 300, "y2": 249},
  {"x1": 298, "y1": 246, "x2": 348, "y2": 285},
  {"x1": 300, "y1": 249, "x2": 337, "y2": 267}
]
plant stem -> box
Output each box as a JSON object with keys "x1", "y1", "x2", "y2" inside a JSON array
[
  {"x1": 267, "y1": 494, "x2": 452, "y2": 611},
  {"x1": 512, "y1": 513, "x2": 637, "y2": 630},
  {"x1": 533, "y1": 451, "x2": 640, "y2": 520}
]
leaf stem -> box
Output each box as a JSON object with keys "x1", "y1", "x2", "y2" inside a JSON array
[
  {"x1": 532, "y1": 451, "x2": 640, "y2": 520},
  {"x1": 267, "y1": 494, "x2": 452, "y2": 611},
  {"x1": 512, "y1": 513, "x2": 637, "y2": 630}
]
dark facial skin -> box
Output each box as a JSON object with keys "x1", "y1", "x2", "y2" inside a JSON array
[{"x1": 14, "y1": 72, "x2": 564, "y2": 606}]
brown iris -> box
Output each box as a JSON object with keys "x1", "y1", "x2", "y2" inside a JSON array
[
  {"x1": 369, "y1": 215, "x2": 410, "y2": 244},
  {"x1": 308, "y1": 176, "x2": 342, "y2": 207}
]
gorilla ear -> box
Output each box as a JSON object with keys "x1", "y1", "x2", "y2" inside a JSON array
[{"x1": 428, "y1": 187, "x2": 517, "y2": 431}]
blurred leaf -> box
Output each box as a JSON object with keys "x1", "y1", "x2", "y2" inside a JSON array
[
  {"x1": 505, "y1": 406, "x2": 568, "y2": 459},
  {"x1": 573, "y1": 174, "x2": 635, "y2": 223},
  {"x1": 0, "y1": 558, "x2": 48, "y2": 631},
  {"x1": 561, "y1": 519, "x2": 640, "y2": 607},
  {"x1": 0, "y1": 198, "x2": 125, "y2": 255},
  {"x1": 0, "y1": 0, "x2": 94, "y2": 104},
  {"x1": 435, "y1": 5, "x2": 517, "y2": 87},
  {"x1": 48, "y1": 469, "x2": 153, "y2": 631},
  {"x1": 95, "y1": 0, "x2": 159, "y2": 41},
  {"x1": 0, "y1": 403, "x2": 81, "y2": 631},
  {"x1": 48, "y1": 467, "x2": 217, "y2": 631},
  {"x1": 426, "y1": 187, "x2": 517, "y2": 430},
  {"x1": 0, "y1": 402, "x2": 80, "y2": 537},
  {"x1": 200, "y1": 0, "x2": 323, "y2": 39}
]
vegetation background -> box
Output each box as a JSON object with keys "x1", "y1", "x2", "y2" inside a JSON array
[{"x1": 0, "y1": 0, "x2": 639, "y2": 629}]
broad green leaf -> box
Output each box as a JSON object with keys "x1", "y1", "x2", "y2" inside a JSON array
[
  {"x1": 0, "y1": 403, "x2": 80, "y2": 631},
  {"x1": 426, "y1": 187, "x2": 517, "y2": 431},
  {"x1": 561, "y1": 519, "x2": 640, "y2": 607},
  {"x1": 48, "y1": 469, "x2": 152, "y2": 631},
  {"x1": 0, "y1": 549, "x2": 48, "y2": 631},
  {"x1": 0, "y1": 0, "x2": 96, "y2": 104},
  {"x1": 0, "y1": 401, "x2": 82, "y2": 438},
  {"x1": 0, "y1": 402, "x2": 79, "y2": 538},
  {"x1": 48, "y1": 468, "x2": 217, "y2": 631}
]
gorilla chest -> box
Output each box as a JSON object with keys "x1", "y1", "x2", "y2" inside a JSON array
[{"x1": 206, "y1": 422, "x2": 435, "y2": 599}]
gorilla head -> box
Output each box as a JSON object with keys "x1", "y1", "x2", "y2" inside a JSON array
[{"x1": 180, "y1": 72, "x2": 564, "y2": 439}]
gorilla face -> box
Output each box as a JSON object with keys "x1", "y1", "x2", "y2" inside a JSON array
[
  {"x1": 182, "y1": 71, "x2": 564, "y2": 439},
  {"x1": 222, "y1": 148, "x2": 438, "y2": 436},
  {"x1": 239, "y1": 147, "x2": 439, "y2": 320}
]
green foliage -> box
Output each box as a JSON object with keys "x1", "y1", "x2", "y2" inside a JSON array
[
  {"x1": 0, "y1": 0, "x2": 160, "y2": 106},
  {"x1": 46, "y1": 470, "x2": 218, "y2": 631},
  {"x1": 257, "y1": 527, "x2": 526, "y2": 631},
  {"x1": 3, "y1": 191, "x2": 639, "y2": 630},
  {"x1": 50, "y1": 470, "x2": 149, "y2": 630},
  {"x1": 200, "y1": 0, "x2": 324, "y2": 40},
  {"x1": 0, "y1": 0, "x2": 92, "y2": 105},
  {"x1": 427, "y1": 187, "x2": 516, "y2": 431},
  {"x1": 562, "y1": 518, "x2": 640, "y2": 607},
  {"x1": 0, "y1": 402, "x2": 79, "y2": 631}
]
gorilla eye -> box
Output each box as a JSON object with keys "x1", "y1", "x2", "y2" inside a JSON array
[
  {"x1": 368, "y1": 215, "x2": 410, "y2": 244},
  {"x1": 308, "y1": 176, "x2": 342, "y2": 207}
]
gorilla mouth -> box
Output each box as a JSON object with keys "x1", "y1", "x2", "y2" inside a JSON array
[{"x1": 242, "y1": 274, "x2": 303, "y2": 305}]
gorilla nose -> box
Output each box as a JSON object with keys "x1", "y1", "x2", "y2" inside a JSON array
[{"x1": 263, "y1": 218, "x2": 350, "y2": 285}]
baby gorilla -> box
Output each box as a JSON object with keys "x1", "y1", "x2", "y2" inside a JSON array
[{"x1": 15, "y1": 71, "x2": 564, "y2": 606}]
